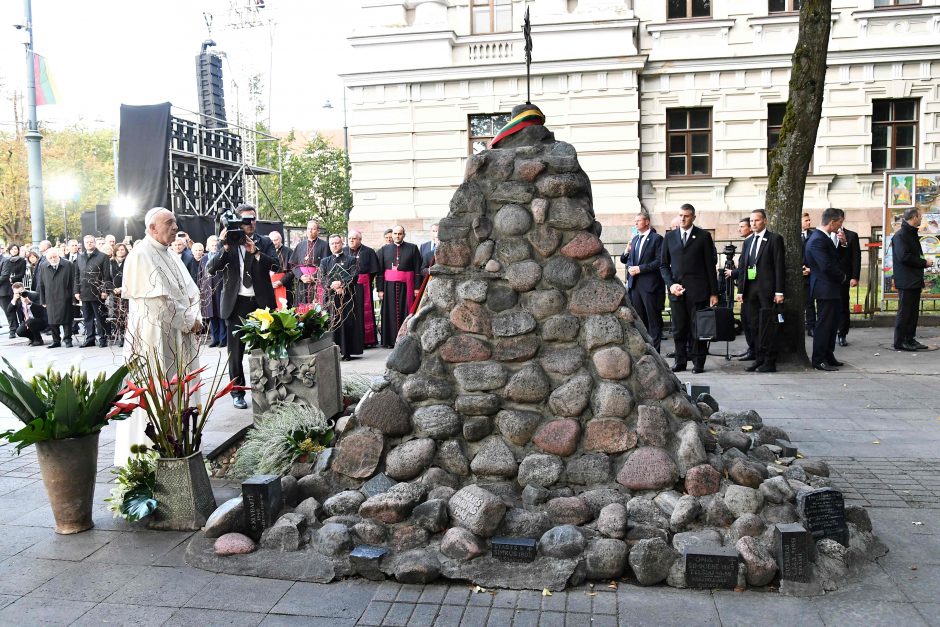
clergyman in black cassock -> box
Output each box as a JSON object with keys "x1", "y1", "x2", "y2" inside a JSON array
[
  {"x1": 377, "y1": 226, "x2": 421, "y2": 348},
  {"x1": 320, "y1": 236, "x2": 363, "y2": 360},
  {"x1": 289, "y1": 220, "x2": 330, "y2": 310},
  {"x1": 344, "y1": 231, "x2": 380, "y2": 348}
]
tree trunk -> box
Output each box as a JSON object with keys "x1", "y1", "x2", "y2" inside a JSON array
[{"x1": 765, "y1": 0, "x2": 832, "y2": 364}]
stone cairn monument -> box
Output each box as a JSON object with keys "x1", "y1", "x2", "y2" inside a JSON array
[{"x1": 190, "y1": 110, "x2": 885, "y2": 594}]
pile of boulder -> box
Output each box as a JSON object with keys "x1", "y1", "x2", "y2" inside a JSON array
[{"x1": 186, "y1": 118, "x2": 885, "y2": 594}]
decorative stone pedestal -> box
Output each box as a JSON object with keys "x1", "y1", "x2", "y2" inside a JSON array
[{"x1": 248, "y1": 336, "x2": 342, "y2": 421}]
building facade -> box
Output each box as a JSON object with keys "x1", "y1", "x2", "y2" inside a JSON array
[{"x1": 342, "y1": 0, "x2": 940, "y2": 247}]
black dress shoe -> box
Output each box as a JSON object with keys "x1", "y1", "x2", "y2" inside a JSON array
[
  {"x1": 737, "y1": 353, "x2": 756, "y2": 362},
  {"x1": 80, "y1": 339, "x2": 96, "y2": 348},
  {"x1": 30, "y1": 340, "x2": 44, "y2": 347},
  {"x1": 208, "y1": 341, "x2": 219, "y2": 348},
  {"x1": 757, "y1": 363, "x2": 777, "y2": 373},
  {"x1": 813, "y1": 363, "x2": 837, "y2": 371},
  {"x1": 47, "y1": 342, "x2": 61, "y2": 349},
  {"x1": 894, "y1": 343, "x2": 918, "y2": 352},
  {"x1": 671, "y1": 363, "x2": 686, "y2": 373},
  {"x1": 826, "y1": 358, "x2": 844, "y2": 367},
  {"x1": 745, "y1": 361, "x2": 764, "y2": 372},
  {"x1": 691, "y1": 364, "x2": 705, "y2": 374},
  {"x1": 911, "y1": 340, "x2": 929, "y2": 350},
  {"x1": 97, "y1": 339, "x2": 108, "y2": 348},
  {"x1": 233, "y1": 396, "x2": 248, "y2": 409},
  {"x1": 64, "y1": 340, "x2": 73, "y2": 348},
  {"x1": 837, "y1": 335, "x2": 848, "y2": 347},
  {"x1": 665, "y1": 352, "x2": 676, "y2": 359}
]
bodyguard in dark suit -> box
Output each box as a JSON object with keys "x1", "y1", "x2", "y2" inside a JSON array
[
  {"x1": 892, "y1": 207, "x2": 933, "y2": 351},
  {"x1": 724, "y1": 217, "x2": 755, "y2": 360},
  {"x1": 660, "y1": 204, "x2": 719, "y2": 373},
  {"x1": 6, "y1": 285, "x2": 47, "y2": 345},
  {"x1": 207, "y1": 204, "x2": 279, "y2": 409},
  {"x1": 73, "y1": 235, "x2": 110, "y2": 347},
  {"x1": 803, "y1": 208, "x2": 847, "y2": 370},
  {"x1": 832, "y1": 209, "x2": 861, "y2": 347},
  {"x1": 800, "y1": 213, "x2": 816, "y2": 337},
  {"x1": 621, "y1": 212, "x2": 665, "y2": 351},
  {"x1": 734, "y1": 209, "x2": 786, "y2": 373}
]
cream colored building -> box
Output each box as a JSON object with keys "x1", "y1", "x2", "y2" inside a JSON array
[{"x1": 341, "y1": 0, "x2": 940, "y2": 247}]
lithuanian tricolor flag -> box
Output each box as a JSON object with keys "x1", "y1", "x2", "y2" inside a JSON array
[{"x1": 33, "y1": 54, "x2": 58, "y2": 106}]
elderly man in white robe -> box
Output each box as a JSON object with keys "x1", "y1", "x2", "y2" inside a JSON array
[{"x1": 114, "y1": 208, "x2": 203, "y2": 466}]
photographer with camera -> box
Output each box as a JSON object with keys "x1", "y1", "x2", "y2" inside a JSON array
[
  {"x1": 207, "y1": 204, "x2": 279, "y2": 409},
  {"x1": 6, "y1": 282, "x2": 47, "y2": 346}
]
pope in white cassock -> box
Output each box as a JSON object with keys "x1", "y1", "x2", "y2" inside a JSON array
[{"x1": 114, "y1": 208, "x2": 203, "y2": 465}]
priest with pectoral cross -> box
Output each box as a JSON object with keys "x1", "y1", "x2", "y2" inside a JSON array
[
  {"x1": 320, "y1": 234, "x2": 362, "y2": 361},
  {"x1": 377, "y1": 225, "x2": 421, "y2": 348}
]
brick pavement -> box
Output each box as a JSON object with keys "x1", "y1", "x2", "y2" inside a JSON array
[{"x1": 0, "y1": 328, "x2": 938, "y2": 625}]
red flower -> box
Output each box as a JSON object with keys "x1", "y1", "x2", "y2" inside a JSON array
[{"x1": 184, "y1": 366, "x2": 209, "y2": 383}]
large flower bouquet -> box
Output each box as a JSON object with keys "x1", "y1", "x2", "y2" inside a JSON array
[
  {"x1": 117, "y1": 354, "x2": 248, "y2": 459},
  {"x1": 237, "y1": 306, "x2": 330, "y2": 359},
  {"x1": 0, "y1": 359, "x2": 132, "y2": 453}
]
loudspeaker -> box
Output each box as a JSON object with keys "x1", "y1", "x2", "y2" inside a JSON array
[
  {"x1": 80, "y1": 211, "x2": 97, "y2": 238},
  {"x1": 196, "y1": 51, "x2": 226, "y2": 128},
  {"x1": 95, "y1": 204, "x2": 111, "y2": 237}
]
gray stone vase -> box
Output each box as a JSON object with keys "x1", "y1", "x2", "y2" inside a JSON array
[
  {"x1": 36, "y1": 431, "x2": 100, "y2": 535},
  {"x1": 149, "y1": 451, "x2": 217, "y2": 531},
  {"x1": 249, "y1": 336, "x2": 343, "y2": 422}
]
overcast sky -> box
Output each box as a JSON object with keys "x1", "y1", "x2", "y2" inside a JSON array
[{"x1": 0, "y1": 0, "x2": 358, "y2": 133}]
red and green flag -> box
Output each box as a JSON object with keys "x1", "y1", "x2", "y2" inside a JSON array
[{"x1": 33, "y1": 54, "x2": 58, "y2": 106}]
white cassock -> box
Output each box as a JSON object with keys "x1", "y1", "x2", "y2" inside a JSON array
[{"x1": 114, "y1": 235, "x2": 202, "y2": 466}]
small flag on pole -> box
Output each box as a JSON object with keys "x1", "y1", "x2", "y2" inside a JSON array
[{"x1": 33, "y1": 54, "x2": 58, "y2": 105}]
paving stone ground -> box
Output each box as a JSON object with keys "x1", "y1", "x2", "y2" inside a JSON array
[{"x1": 0, "y1": 327, "x2": 938, "y2": 625}]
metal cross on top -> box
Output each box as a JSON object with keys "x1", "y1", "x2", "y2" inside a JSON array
[{"x1": 523, "y1": 7, "x2": 533, "y2": 104}]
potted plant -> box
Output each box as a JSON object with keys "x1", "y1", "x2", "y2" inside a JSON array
[
  {"x1": 118, "y1": 355, "x2": 246, "y2": 531},
  {"x1": 0, "y1": 359, "x2": 132, "y2": 534},
  {"x1": 237, "y1": 305, "x2": 332, "y2": 358}
]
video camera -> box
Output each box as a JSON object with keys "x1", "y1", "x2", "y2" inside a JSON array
[{"x1": 219, "y1": 208, "x2": 251, "y2": 246}]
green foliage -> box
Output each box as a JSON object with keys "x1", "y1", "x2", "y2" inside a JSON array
[
  {"x1": 229, "y1": 402, "x2": 333, "y2": 480},
  {"x1": 298, "y1": 305, "x2": 331, "y2": 341},
  {"x1": 237, "y1": 307, "x2": 304, "y2": 359},
  {"x1": 105, "y1": 444, "x2": 158, "y2": 522},
  {"x1": 0, "y1": 359, "x2": 131, "y2": 454},
  {"x1": 341, "y1": 374, "x2": 372, "y2": 401}
]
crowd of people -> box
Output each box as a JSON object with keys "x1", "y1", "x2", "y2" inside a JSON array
[
  {"x1": 621, "y1": 203, "x2": 933, "y2": 375},
  {"x1": 1, "y1": 202, "x2": 933, "y2": 390}
]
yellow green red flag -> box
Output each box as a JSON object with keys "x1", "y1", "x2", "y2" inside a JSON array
[{"x1": 33, "y1": 54, "x2": 58, "y2": 106}]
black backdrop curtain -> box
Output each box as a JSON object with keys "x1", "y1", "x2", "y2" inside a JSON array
[{"x1": 118, "y1": 103, "x2": 171, "y2": 242}]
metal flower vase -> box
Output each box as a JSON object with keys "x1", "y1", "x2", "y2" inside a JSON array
[
  {"x1": 35, "y1": 431, "x2": 100, "y2": 535},
  {"x1": 148, "y1": 451, "x2": 217, "y2": 531}
]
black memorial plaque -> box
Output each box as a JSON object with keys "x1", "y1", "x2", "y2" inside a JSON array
[
  {"x1": 775, "y1": 522, "x2": 811, "y2": 582},
  {"x1": 242, "y1": 475, "x2": 283, "y2": 540},
  {"x1": 775, "y1": 439, "x2": 798, "y2": 457},
  {"x1": 685, "y1": 383, "x2": 710, "y2": 398},
  {"x1": 684, "y1": 546, "x2": 739, "y2": 589},
  {"x1": 797, "y1": 487, "x2": 848, "y2": 546},
  {"x1": 491, "y1": 537, "x2": 537, "y2": 563}
]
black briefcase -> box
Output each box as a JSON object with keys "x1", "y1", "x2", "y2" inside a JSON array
[{"x1": 694, "y1": 307, "x2": 735, "y2": 342}]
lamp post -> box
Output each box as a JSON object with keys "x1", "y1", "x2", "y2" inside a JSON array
[
  {"x1": 112, "y1": 196, "x2": 136, "y2": 240},
  {"x1": 49, "y1": 177, "x2": 78, "y2": 243},
  {"x1": 323, "y1": 92, "x2": 351, "y2": 221}
]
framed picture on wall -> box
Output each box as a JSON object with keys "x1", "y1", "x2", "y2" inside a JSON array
[{"x1": 888, "y1": 174, "x2": 914, "y2": 208}]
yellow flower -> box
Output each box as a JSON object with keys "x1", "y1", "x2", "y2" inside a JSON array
[{"x1": 252, "y1": 308, "x2": 274, "y2": 330}]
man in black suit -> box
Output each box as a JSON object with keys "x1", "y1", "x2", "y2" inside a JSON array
[
  {"x1": 801, "y1": 212, "x2": 816, "y2": 338},
  {"x1": 734, "y1": 209, "x2": 786, "y2": 373},
  {"x1": 6, "y1": 283, "x2": 46, "y2": 345},
  {"x1": 73, "y1": 235, "x2": 110, "y2": 347},
  {"x1": 892, "y1": 207, "x2": 933, "y2": 351},
  {"x1": 660, "y1": 203, "x2": 719, "y2": 373},
  {"x1": 724, "y1": 217, "x2": 755, "y2": 360},
  {"x1": 803, "y1": 208, "x2": 846, "y2": 371},
  {"x1": 621, "y1": 212, "x2": 664, "y2": 351},
  {"x1": 419, "y1": 223, "x2": 439, "y2": 277},
  {"x1": 832, "y1": 209, "x2": 861, "y2": 347},
  {"x1": 207, "y1": 204, "x2": 279, "y2": 409}
]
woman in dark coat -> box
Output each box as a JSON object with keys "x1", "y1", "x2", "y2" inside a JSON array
[
  {"x1": 105, "y1": 243, "x2": 129, "y2": 347},
  {"x1": 23, "y1": 250, "x2": 41, "y2": 292},
  {"x1": 0, "y1": 244, "x2": 27, "y2": 338}
]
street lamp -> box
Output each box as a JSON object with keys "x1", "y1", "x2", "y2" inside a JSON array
[
  {"x1": 49, "y1": 177, "x2": 78, "y2": 242},
  {"x1": 112, "y1": 196, "x2": 137, "y2": 240},
  {"x1": 323, "y1": 93, "x2": 351, "y2": 221}
]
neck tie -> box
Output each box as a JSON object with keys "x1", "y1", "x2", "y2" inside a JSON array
[
  {"x1": 681, "y1": 231, "x2": 688, "y2": 246},
  {"x1": 242, "y1": 250, "x2": 253, "y2": 288},
  {"x1": 751, "y1": 235, "x2": 760, "y2": 262},
  {"x1": 636, "y1": 234, "x2": 646, "y2": 261}
]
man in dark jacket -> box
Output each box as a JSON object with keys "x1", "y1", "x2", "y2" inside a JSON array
[
  {"x1": 800, "y1": 212, "x2": 816, "y2": 338},
  {"x1": 7, "y1": 283, "x2": 47, "y2": 345},
  {"x1": 803, "y1": 208, "x2": 847, "y2": 370},
  {"x1": 892, "y1": 207, "x2": 933, "y2": 351},
  {"x1": 621, "y1": 212, "x2": 664, "y2": 351},
  {"x1": 73, "y1": 235, "x2": 110, "y2": 347},
  {"x1": 39, "y1": 248, "x2": 75, "y2": 348},
  {"x1": 320, "y1": 234, "x2": 362, "y2": 360},
  {"x1": 833, "y1": 209, "x2": 862, "y2": 347},
  {"x1": 660, "y1": 203, "x2": 719, "y2": 374},
  {"x1": 207, "y1": 204, "x2": 279, "y2": 409},
  {"x1": 734, "y1": 209, "x2": 786, "y2": 373}
]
